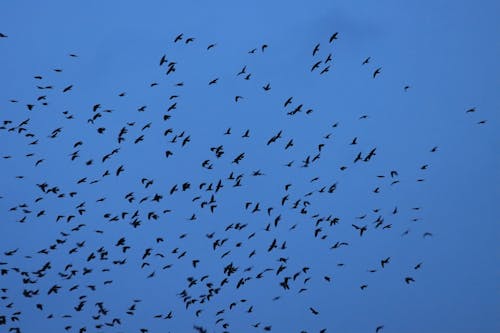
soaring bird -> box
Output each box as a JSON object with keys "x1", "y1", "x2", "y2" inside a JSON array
[
  {"x1": 174, "y1": 33, "x2": 183, "y2": 42},
  {"x1": 309, "y1": 307, "x2": 319, "y2": 315},
  {"x1": 405, "y1": 277, "x2": 415, "y2": 284},
  {"x1": 329, "y1": 32, "x2": 338, "y2": 43}
]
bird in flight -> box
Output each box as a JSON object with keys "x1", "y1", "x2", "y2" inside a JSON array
[
  {"x1": 0, "y1": 22, "x2": 445, "y2": 333},
  {"x1": 329, "y1": 32, "x2": 339, "y2": 43}
]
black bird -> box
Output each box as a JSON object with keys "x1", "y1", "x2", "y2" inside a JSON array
[
  {"x1": 381, "y1": 257, "x2": 391, "y2": 268},
  {"x1": 352, "y1": 224, "x2": 367, "y2": 236},
  {"x1": 329, "y1": 32, "x2": 338, "y2": 43},
  {"x1": 312, "y1": 43, "x2": 320, "y2": 56},
  {"x1": 159, "y1": 55, "x2": 167, "y2": 66},
  {"x1": 311, "y1": 61, "x2": 322, "y2": 71},
  {"x1": 174, "y1": 33, "x2": 183, "y2": 42}
]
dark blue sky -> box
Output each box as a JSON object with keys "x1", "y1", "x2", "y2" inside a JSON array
[{"x1": 0, "y1": 1, "x2": 498, "y2": 333}]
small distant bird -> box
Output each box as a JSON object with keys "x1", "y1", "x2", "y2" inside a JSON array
[
  {"x1": 312, "y1": 43, "x2": 320, "y2": 56},
  {"x1": 329, "y1": 32, "x2": 338, "y2": 43},
  {"x1": 159, "y1": 55, "x2": 167, "y2": 66},
  {"x1": 174, "y1": 33, "x2": 183, "y2": 42},
  {"x1": 311, "y1": 61, "x2": 322, "y2": 72},
  {"x1": 405, "y1": 277, "x2": 415, "y2": 284},
  {"x1": 309, "y1": 307, "x2": 319, "y2": 315},
  {"x1": 373, "y1": 67, "x2": 381, "y2": 78}
]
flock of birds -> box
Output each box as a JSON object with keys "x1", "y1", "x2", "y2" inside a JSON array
[{"x1": 0, "y1": 29, "x2": 488, "y2": 333}]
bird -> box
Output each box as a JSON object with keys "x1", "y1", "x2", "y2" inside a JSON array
[
  {"x1": 174, "y1": 33, "x2": 183, "y2": 42},
  {"x1": 312, "y1": 43, "x2": 320, "y2": 56},
  {"x1": 381, "y1": 257, "x2": 391, "y2": 268},
  {"x1": 329, "y1": 32, "x2": 338, "y2": 43},
  {"x1": 309, "y1": 307, "x2": 319, "y2": 315},
  {"x1": 0, "y1": 25, "x2": 446, "y2": 333},
  {"x1": 352, "y1": 224, "x2": 367, "y2": 236},
  {"x1": 405, "y1": 277, "x2": 415, "y2": 284},
  {"x1": 159, "y1": 55, "x2": 167, "y2": 66},
  {"x1": 311, "y1": 61, "x2": 322, "y2": 71}
]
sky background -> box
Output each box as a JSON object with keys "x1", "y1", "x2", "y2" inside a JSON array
[{"x1": 0, "y1": 1, "x2": 499, "y2": 333}]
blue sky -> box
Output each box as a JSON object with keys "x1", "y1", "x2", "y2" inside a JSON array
[{"x1": 0, "y1": 1, "x2": 499, "y2": 333}]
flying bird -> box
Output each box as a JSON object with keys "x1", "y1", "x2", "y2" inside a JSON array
[{"x1": 329, "y1": 32, "x2": 338, "y2": 43}]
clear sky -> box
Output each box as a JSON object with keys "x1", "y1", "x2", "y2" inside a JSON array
[{"x1": 0, "y1": 1, "x2": 499, "y2": 333}]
